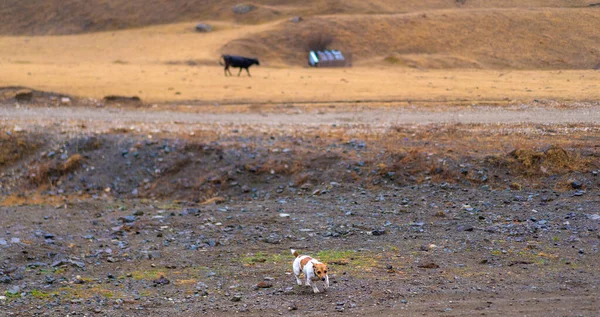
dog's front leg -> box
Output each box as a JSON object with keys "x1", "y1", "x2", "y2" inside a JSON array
[
  {"x1": 324, "y1": 275, "x2": 330, "y2": 289},
  {"x1": 307, "y1": 278, "x2": 320, "y2": 293}
]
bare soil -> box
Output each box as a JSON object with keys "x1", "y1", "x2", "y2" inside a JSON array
[{"x1": 1, "y1": 101, "x2": 599, "y2": 316}]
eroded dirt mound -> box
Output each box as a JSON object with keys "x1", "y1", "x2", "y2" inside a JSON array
[
  {"x1": 3, "y1": 129, "x2": 598, "y2": 203},
  {"x1": 0, "y1": 87, "x2": 70, "y2": 104}
]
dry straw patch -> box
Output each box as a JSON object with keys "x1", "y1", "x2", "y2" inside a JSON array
[
  {"x1": 29, "y1": 154, "x2": 83, "y2": 186},
  {"x1": 0, "y1": 132, "x2": 40, "y2": 166}
]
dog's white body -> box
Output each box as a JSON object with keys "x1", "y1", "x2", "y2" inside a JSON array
[{"x1": 291, "y1": 249, "x2": 329, "y2": 293}]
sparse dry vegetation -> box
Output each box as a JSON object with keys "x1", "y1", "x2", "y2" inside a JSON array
[{"x1": 0, "y1": 131, "x2": 41, "y2": 166}]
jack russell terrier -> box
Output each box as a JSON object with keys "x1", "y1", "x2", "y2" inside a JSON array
[{"x1": 291, "y1": 249, "x2": 329, "y2": 293}]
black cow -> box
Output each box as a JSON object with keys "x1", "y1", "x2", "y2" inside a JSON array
[{"x1": 219, "y1": 55, "x2": 260, "y2": 77}]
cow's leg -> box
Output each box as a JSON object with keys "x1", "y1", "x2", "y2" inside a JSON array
[
  {"x1": 238, "y1": 68, "x2": 243, "y2": 77},
  {"x1": 246, "y1": 68, "x2": 251, "y2": 77},
  {"x1": 224, "y1": 65, "x2": 230, "y2": 76}
]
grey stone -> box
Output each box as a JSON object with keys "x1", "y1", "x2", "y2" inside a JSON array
[
  {"x1": 264, "y1": 233, "x2": 282, "y2": 244},
  {"x1": 195, "y1": 23, "x2": 213, "y2": 32},
  {"x1": 119, "y1": 215, "x2": 137, "y2": 223},
  {"x1": 233, "y1": 4, "x2": 256, "y2": 14},
  {"x1": 231, "y1": 294, "x2": 242, "y2": 302},
  {"x1": 6, "y1": 285, "x2": 20, "y2": 295}
]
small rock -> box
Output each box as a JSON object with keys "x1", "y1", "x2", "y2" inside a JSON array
[
  {"x1": 69, "y1": 260, "x2": 86, "y2": 268},
  {"x1": 570, "y1": 180, "x2": 583, "y2": 189},
  {"x1": 45, "y1": 275, "x2": 56, "y2": 284},
  {"x1": 0, "y1": 276, "x2": 12, "y2": 284},
  {"x1": 264, "y1": 233, "x2": 281, "y2": 244},
  {"x1": 586, "y1": 214, "x2": 600, "y2": 221},
  {"x1": 255, "y1": 281, "x2": 272, "y2": 289},
  {"x1": 288, "y1": 302, "x2": 298, "y2": 311},
  {"x1": 52, "y1": 258, "x2": 85, "y2": 268},
  {"x1": 195, "y1": 23, "x2": 212, "y2": 32},
  {"x1": 27, "y1": 261, "x2": 47, "y2": 268},
  {"x1": 153, "y1": 275, "x2": 170, "y2": 285},
  {"x1": 371, "y1": 229, "x2": 385, "y2": 236},
  {"x1": 6, "y1": 286, "x2": 20, "y2": 295},
  {"x1": 458, "y1": 225, "x2": 474, "y2": 232},
  {"x1": 289, "y1": 16, "x2": 302, "y2": 23},
  {"x1": 0, "y1": 239, "x2": 7, "y2": 246},
  {"x1": 241, "y1": 185, "x2": 250, "y2": 193},
  {"x1": 233, "y1": 4, "x2": 256, "y2": 14},
  {"x1": 60, "y1": 97, "x2": 72, "y2": 105},
  {"x1": 119, "y1": 215, "x2": 137, "y2": 223},
  {"x1": 418, "y1": 262, "x2": 440, "y2": 269},
  {"x1": 183, "y1": 208, "x2": 200, "y2": 215},
  {"x1": 231, "y1": 294, "x2": 242, "y2": 302},
  {"x1": 279, "y1": 213, "x2": 290, "y2": 218},
  {"x1": 73, "y1": 275, "x2": 85, "y2": 284}
]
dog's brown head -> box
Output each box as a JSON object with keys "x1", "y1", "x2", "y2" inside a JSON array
[{"x1": 313, "y1": 263, "x2": 328, "y2": 281}]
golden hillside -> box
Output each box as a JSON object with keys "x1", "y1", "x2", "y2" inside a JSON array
[
  {"x1": 1, "y1": 0, "x2": 597, "y2": 35},
  {"x1": 225, "y1": 8, "x2": 600, "y2": 69}
]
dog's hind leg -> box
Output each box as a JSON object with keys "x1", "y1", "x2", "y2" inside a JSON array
[{"x1": 295, "y1": 275, "x2": 303, "y2": 285}]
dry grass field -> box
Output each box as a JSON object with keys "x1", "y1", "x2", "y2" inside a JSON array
[
  {"x1": 1, "y1": 34, "x2": 599, "y2": 104},
  {"x1": 1, "y1": 1, "x2": 600, "y2": 103}
]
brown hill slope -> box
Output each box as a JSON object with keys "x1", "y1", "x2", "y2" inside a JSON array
[
  {"x1": 224, "y1": 8, "x2": 600, "y2": 69},
  {"x1": 1, "y1": 0, "x2": 598, "y2": 35}
]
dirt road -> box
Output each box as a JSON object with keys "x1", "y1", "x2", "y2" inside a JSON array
[{"x1": 2, "y1": 102, "x2": 600, "y2": 129}]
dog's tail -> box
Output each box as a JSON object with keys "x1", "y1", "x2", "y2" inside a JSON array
[{"x1": 290, "y1": 249, "x2": 299, "y2": 258}]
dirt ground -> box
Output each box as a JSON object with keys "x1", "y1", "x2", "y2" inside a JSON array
[{"x1": 1, "y1": 99, "x2": 600, "y2": 316}]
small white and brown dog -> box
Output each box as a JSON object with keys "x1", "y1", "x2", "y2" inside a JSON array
[{"x1": 291, "y1": 249, "x2": 329, "y2": 293}]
